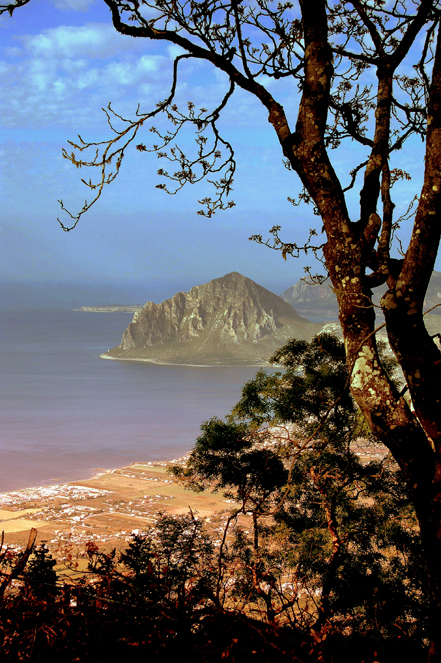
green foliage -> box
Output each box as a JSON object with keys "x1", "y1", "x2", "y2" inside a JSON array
[
  {"x1": 24, "y1": 544, "x2": 58, "y2": 597},
  {"x1": 88, "y1": 513, "x2": 216, "y2": 614},
  {"x1": 170, "y1": 417, "x2": 287, "y2": 504},
  {"x1": 233, "y1": 333, "x2": 357, "y2": 436},
  {"x1": 171, "y1": 333, "x2": 428, "y2": 645}
]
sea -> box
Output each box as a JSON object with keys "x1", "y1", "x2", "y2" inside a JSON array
[{"x1": 0, "y1": 310, "x2": 260, "y2": 493}]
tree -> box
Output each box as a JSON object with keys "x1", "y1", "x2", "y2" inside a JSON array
[
  {"x1": 2, "y1": 0, "x2": 441, "y2": 657},
  {"x1": 24, "y1": 544, "x2": 58, "y2": 598},
  {"x1": 0, "y1": 518, "x2": 300, "y2": 661},
  {"x1": 172, "y1": 334, "x2": 428, "y2": 656}
]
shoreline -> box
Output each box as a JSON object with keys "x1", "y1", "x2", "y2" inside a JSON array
[
  {"x1": 0, "y1": 455, "x2": 234, "y2": 554},
  {"x1": 99, "y1": 352, "x2": 270, "y2": 368},
  {"x1": 0, "y1": 450, "x2": 193, "y2": 506},
  {"x1": 0, "y1": 452, "x2": 192, "y2": 498},
  {"x1": 0, "y1": 440, "x2": 388, "y2": 558}
]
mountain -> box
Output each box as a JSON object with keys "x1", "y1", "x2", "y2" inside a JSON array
[
  {"x1": 101, "y1": 272, "x2": 323, "y2": 366},
  {"x1": 282, "y1": 280, "x2": 339, "y2": 321},
  {"x1": 282, "y1": 271, "x2": 441, "y2": 321}
]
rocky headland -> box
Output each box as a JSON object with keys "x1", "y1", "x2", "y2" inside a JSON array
[{"x1": 101, "y1": 272, "x2": 322, "y2": 366}]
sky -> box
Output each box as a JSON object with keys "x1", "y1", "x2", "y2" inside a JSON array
[{"x1": 0, "y1": 0, "x2": 437, "y2": 308}]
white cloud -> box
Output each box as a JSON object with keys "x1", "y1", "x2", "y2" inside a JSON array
[
  {"x1": 4, "y1": 47, "x2": 23, "y2": 58},
  {"x1": 28, "y1": 58, "x2": 58, "y2": 92},
  {"x1": 0, "y1": 20, "x2": 269, "y2": 134},
  {"x1": 255, "y1": 74, "x2": 277, "y2": 89},
  {"x1": 139, "y1": 54, "x2": 160, "y2": 72},
  {"x1": 0, "y1": 23, "x2": 171, "y2": 129},
  {"x1": 167, "y1": 45, "x2": 186, "y2": 61},
  {"x1": 59, "y1": 58, "x2": 89, "y2": 73},
  {"x1": 75, "y1": 66, "x2": 100, "y2": 89},
  {"x1": 19, "y1": 23, "x2": 144, "y2": 60},
  {"x1": 51, "y1": 0, "x2": 96, "y2": 12}
]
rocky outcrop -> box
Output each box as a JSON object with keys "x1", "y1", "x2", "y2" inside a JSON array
[
  {"x1": 102, "y1": 272, "x2": 322, "y2": 365},
  {"x1": 282, "y1": 271, "x2": 441, "y2": 321},
  {"x1": 282, "y1": 280, "x2": 339, "y2": 321}
]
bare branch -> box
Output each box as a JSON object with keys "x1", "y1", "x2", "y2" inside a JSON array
[{"x1": 0, "y1": 0, "x2": 30, "y2": 16}]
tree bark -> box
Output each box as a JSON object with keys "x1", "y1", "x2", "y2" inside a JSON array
[{"x1": 289, "y1": 3, "x2": 441, "y2": 658}]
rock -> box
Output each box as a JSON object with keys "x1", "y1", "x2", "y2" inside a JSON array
[{"x1": 102, "y1": 272, "x2": 323, "y2": 366}]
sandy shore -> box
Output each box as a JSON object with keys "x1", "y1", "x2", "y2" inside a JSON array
[{"x1": 0, "y1": 459, "x2": 237, "y2": 557}]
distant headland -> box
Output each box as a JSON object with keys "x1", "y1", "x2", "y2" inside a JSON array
[{"x1": 74, "y1": 305, "x2": 142, "y2": 313}]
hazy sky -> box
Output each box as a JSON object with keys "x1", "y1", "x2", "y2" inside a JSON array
[{"x1": 0, "y1": 0, "x2": 438, "y2": 305}]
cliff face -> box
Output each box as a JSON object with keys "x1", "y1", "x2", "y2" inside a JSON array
[{"x1": 103, "y1": 272, "x2": 322, "y2": 365}]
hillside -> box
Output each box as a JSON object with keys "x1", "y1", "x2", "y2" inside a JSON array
[{"x1": 282, "y1": 270, "x2": 441, "y2": 320}]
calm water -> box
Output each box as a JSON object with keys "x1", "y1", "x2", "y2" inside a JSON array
[{"x1": 0, "y1": 311, "x2": 259, "y2": 492}]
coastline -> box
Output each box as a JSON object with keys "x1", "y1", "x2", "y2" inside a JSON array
[
  {"x1": 0, "y1": 440, "x2": 388, "y2": 563},
  {"x1": 0, "y1": 456, "x2": 234, "y2": 555},
  {"x1": 99, "y1": 352, "x2": 271, "y2": 368}
]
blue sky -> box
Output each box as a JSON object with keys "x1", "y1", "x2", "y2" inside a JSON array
[{"x1": 0, "y1": 0, "x2": 437, "y2": 306}]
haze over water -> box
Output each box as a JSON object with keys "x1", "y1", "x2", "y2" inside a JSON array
[{"x1": 0, "y1": 309, "x2": 258, "y2": 493}]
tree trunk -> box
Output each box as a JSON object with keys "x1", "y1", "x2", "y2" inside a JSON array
[{"x1": 328, "y1": 260, "x2": 441, "y2": 660}]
